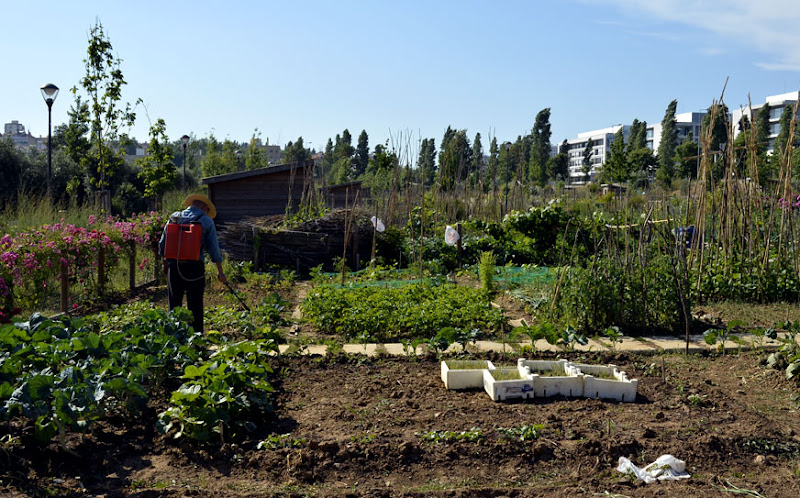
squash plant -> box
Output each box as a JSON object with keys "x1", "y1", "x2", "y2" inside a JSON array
[
  {"x1": 1, "y1": 304, "x2": 280, "y2": 450},
  {"x1": 157, "y1": 339, "x2": 278, "y2": 443}
]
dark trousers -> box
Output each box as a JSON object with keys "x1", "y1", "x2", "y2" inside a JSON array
[{"x1": 167, "y1": 260, "x2": 206, "y2": 332}]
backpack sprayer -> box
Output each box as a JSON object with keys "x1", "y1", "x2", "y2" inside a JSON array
[
  {"x1": 164, "y1": 217, "x2": 251, "y2": 312},
  {"x1": 163, "y1": 219, "x2": 205, "y2": 282},
  {"x1": 163, "y1": 221, "x2": 203, "y2": 261}
]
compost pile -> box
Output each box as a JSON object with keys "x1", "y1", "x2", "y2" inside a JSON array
[{"x1": 218, "y1": 209, "x2": 374, "y2": 263}]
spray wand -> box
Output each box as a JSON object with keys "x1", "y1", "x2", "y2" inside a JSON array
[{"x1": 223, "y1": 280, "x2": 251, "y2": 312}]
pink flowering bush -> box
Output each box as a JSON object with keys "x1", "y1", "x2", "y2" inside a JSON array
[{"x1": 0, "y1": 212, "x2": 166, "y2": 315}]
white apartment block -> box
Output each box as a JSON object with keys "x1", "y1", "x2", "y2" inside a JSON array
[
  {"x1": 563, "y1": 112, "x2": 705, "y2": 182},
  {"x1": 563, "y1": 125, "x2": 629, "y2": 182},
  {"x1": 731, "y1": 92, "x2": 799, "y2": 153}
]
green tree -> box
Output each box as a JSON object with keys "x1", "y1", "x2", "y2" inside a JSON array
[
  {"x1": 362, "y1": 143, "x2": 399, "y2": 191},
  {"x1": 656, "y1": 99, "x2": 678, "y2": 186},
  {"x1": 321, "y1": 138, "x2": 334, "y2": 182},
  {"x1": 137, "y1": 118, "x2": 176, "y2": 209},
  {"x1": 629, "y1": 148, "x2": 656, "y2": 177},
  {"x1": 603, "y1": 127, "x2": 629, "y2": 182},
  {"x1": 701, "y1": 104, "x2": 730, "y2": 152},
  {"x1": 74, "y1": 20, "x2": 138, "y2": 211},
  {"x1": 283, "y1": 137, "x2": 309, "y2": 166},
  {"x1": 471, "y1": 132, "x2": 483, "y2": 187},
  {"x1": 221, "y1": 140, "x2": 241, "y2": 172},
  {"x1": 546, "y1": 141, "x2": 569, "y2": 182},
  {"x1": 417, "y1": 138, "x2": 437, "y2": 186},
  {"x1": 328, "y1": 158, "x2": 352, "y2": 185},
  {"x1": 437, "y1": 129, "x2": 471, "y2": 191},
  {"x1": 335, "y1": 129, "x2": 355, "y2": 161},
  {"x1": 201, "y1": 135, "x2": 226, "y2": 177},
  {"x1": 529, "y1": 108, "x2": 552, "y2": 185},
  {"x1": 581, "y1": 138, "x2": 594, "y2": 181},
  {"x1": 629, "y1": 119, "x2": 648, "y2": 150},
  {"x1": 487, "y1": 137, "x2": 499, "y2": 192},
  {"x1": 673, "y1": 131, "x2": 699, "y2": 179},
  {"x1": 354, "y1": 130, "x2": 369, "y2": 177},
  {"x1": 245, "y1": 130, "x2": 266, "y2": 170},
  {"x1": 0, "y1": 138, "x2": 22, "y2": 207}
]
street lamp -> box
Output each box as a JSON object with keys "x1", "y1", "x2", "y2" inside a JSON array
[
  {"x1": 180, "y1": 135, "x2": 190, "y2": 188},
  {"x1": 40, "y1": 83, "x2": 59, "y2": 200}
]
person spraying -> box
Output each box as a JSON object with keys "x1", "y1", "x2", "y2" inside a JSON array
[{"x1": 158, "y1": 194, "x2": 227, "y2": 332}]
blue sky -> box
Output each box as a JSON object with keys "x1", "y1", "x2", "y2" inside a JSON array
[{"x1": 3, "y1": 0, "x2": 800, "y2": 156}]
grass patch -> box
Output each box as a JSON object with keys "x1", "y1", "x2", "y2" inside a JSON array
[
  {"x1": 445, "y1": 360, "x2": 489, "y2": 370},
  {"x1": 490, "y1": 368, "x2": 522, "y2": 380},
  {"x1": 531, "y1": 364, "x2": 567, "y2": 377}
]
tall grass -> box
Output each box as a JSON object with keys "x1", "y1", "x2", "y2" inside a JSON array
[{"x1": 0, "y1": 192, "x2": 100, "y2": 235}]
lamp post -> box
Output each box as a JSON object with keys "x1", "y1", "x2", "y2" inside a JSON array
[
  {"x1": 180, "y1": 135, "x2": 190, "y2": 188},
  {"x1": 40, "y1": 83, "x2": 59, "y2": 201}
]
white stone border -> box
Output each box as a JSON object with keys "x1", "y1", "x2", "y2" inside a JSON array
[{"x1": 441, "y1": 360, "x2": 495, "y2": 390}]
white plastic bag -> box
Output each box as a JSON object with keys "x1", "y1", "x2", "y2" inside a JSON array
[
  {"x1": 371, "y1": 216, "x2": 385, "y2": 232},
  {"x1": 444, "y1": 225, "x2": 460, "y2": 246},
  {"x1": 616, "y1": 455, "x2": 690, "y2": 483}
]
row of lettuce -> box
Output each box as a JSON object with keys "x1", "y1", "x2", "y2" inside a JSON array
[{"x1": 0, "y1": 302, "x2": 279, "y2": 446}]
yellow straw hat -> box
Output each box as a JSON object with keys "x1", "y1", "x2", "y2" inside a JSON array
[{"x1": 184, "y1": 194, "x2": 217, "y2": 219}]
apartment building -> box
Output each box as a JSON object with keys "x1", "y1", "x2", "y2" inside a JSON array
[
  {"x1": 562, "y1": 125, "x2": 629, "y2": 182},
  {"x1": 563, "y1": 111, "x2": 705, "y2": 182},
  {"x1": 731, "y1": 91, "x2": 799, "y2": 153},
  {"x1": 1, "y1": 120, "x2": 44, "y2": 150}
]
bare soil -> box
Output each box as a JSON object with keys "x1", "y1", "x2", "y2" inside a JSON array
[{"x1": 4, "y1": 350, "x2": 800, "y2": 497}]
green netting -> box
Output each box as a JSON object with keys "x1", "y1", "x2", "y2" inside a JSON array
[
  {"x1": 493, "y1": 266, "x2": 558, "y2": 288},
  {"x1": 316, "y1": 266, "x2": 558, "y2": 290},
  {"x1": 318, "y1": 268, "x2": 442, "y2": 289}
]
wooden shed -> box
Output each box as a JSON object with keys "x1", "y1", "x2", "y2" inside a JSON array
[
  {"x1": 323, "y1": 181, "x2": 370, "y2": 209},
  {"x1": 202, "y1": 161, "x2": 311, "y2": 225}
]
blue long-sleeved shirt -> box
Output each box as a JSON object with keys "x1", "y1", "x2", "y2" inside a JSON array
[{"x1": 158, "y1": 206, "x2": 223, "y2": 263}]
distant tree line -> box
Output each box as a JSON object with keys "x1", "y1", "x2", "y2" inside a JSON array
[{"x1": 4, "y1": 19, "x2": 799, "y2": 217}]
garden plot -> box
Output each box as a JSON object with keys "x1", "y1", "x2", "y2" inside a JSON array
[
  {"x1": 519, "y1": 358, "x2": 584, "y2": 398},
  {"x1": 574, "y1": 363, "x2": 638, "y2": 402},
  {"x1": 441, "y1": 359, "x2": 494, "y2": 389},
  {"x1": 442, "y1": 358, "x2": 638, "y2": 402},
  {"x1": 482, "y1": 365, "x2": 534, "y2": 401}
]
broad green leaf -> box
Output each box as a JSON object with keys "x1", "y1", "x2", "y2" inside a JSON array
[{"x1": 786, "y1": 361, "x2": 800, "y2": 380}]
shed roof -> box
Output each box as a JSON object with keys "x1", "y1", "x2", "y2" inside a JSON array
[{"x1": 201, "y1": 161, "x2": 311, "y2": 185}]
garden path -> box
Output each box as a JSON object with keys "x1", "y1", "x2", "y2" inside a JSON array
[{"x1": 276, "y1": 332, "x2": 788, "y2": 356}]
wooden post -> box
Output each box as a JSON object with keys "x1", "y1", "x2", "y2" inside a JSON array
[
  {"x1": 98, "y1": 246, "x2": 106, "y2": 295},
  {"x1": 60, "y1": 263, "x2": 69, "y2": 313},
  {"x1": 154, "y1": 248, "x2": 161, "y2": 284},
  {"x1": 129, "y1": 240, "x2": 136, "y2": 291},
  {"x1": 352, "y1": 224, "x2": 360, "y2": 271},
  {"x1": 456, "y1": 222, "x2": 463, "y2": 267},
  {"x1": 252, "y1": 226, "x2": 262, "y2": 271}
]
